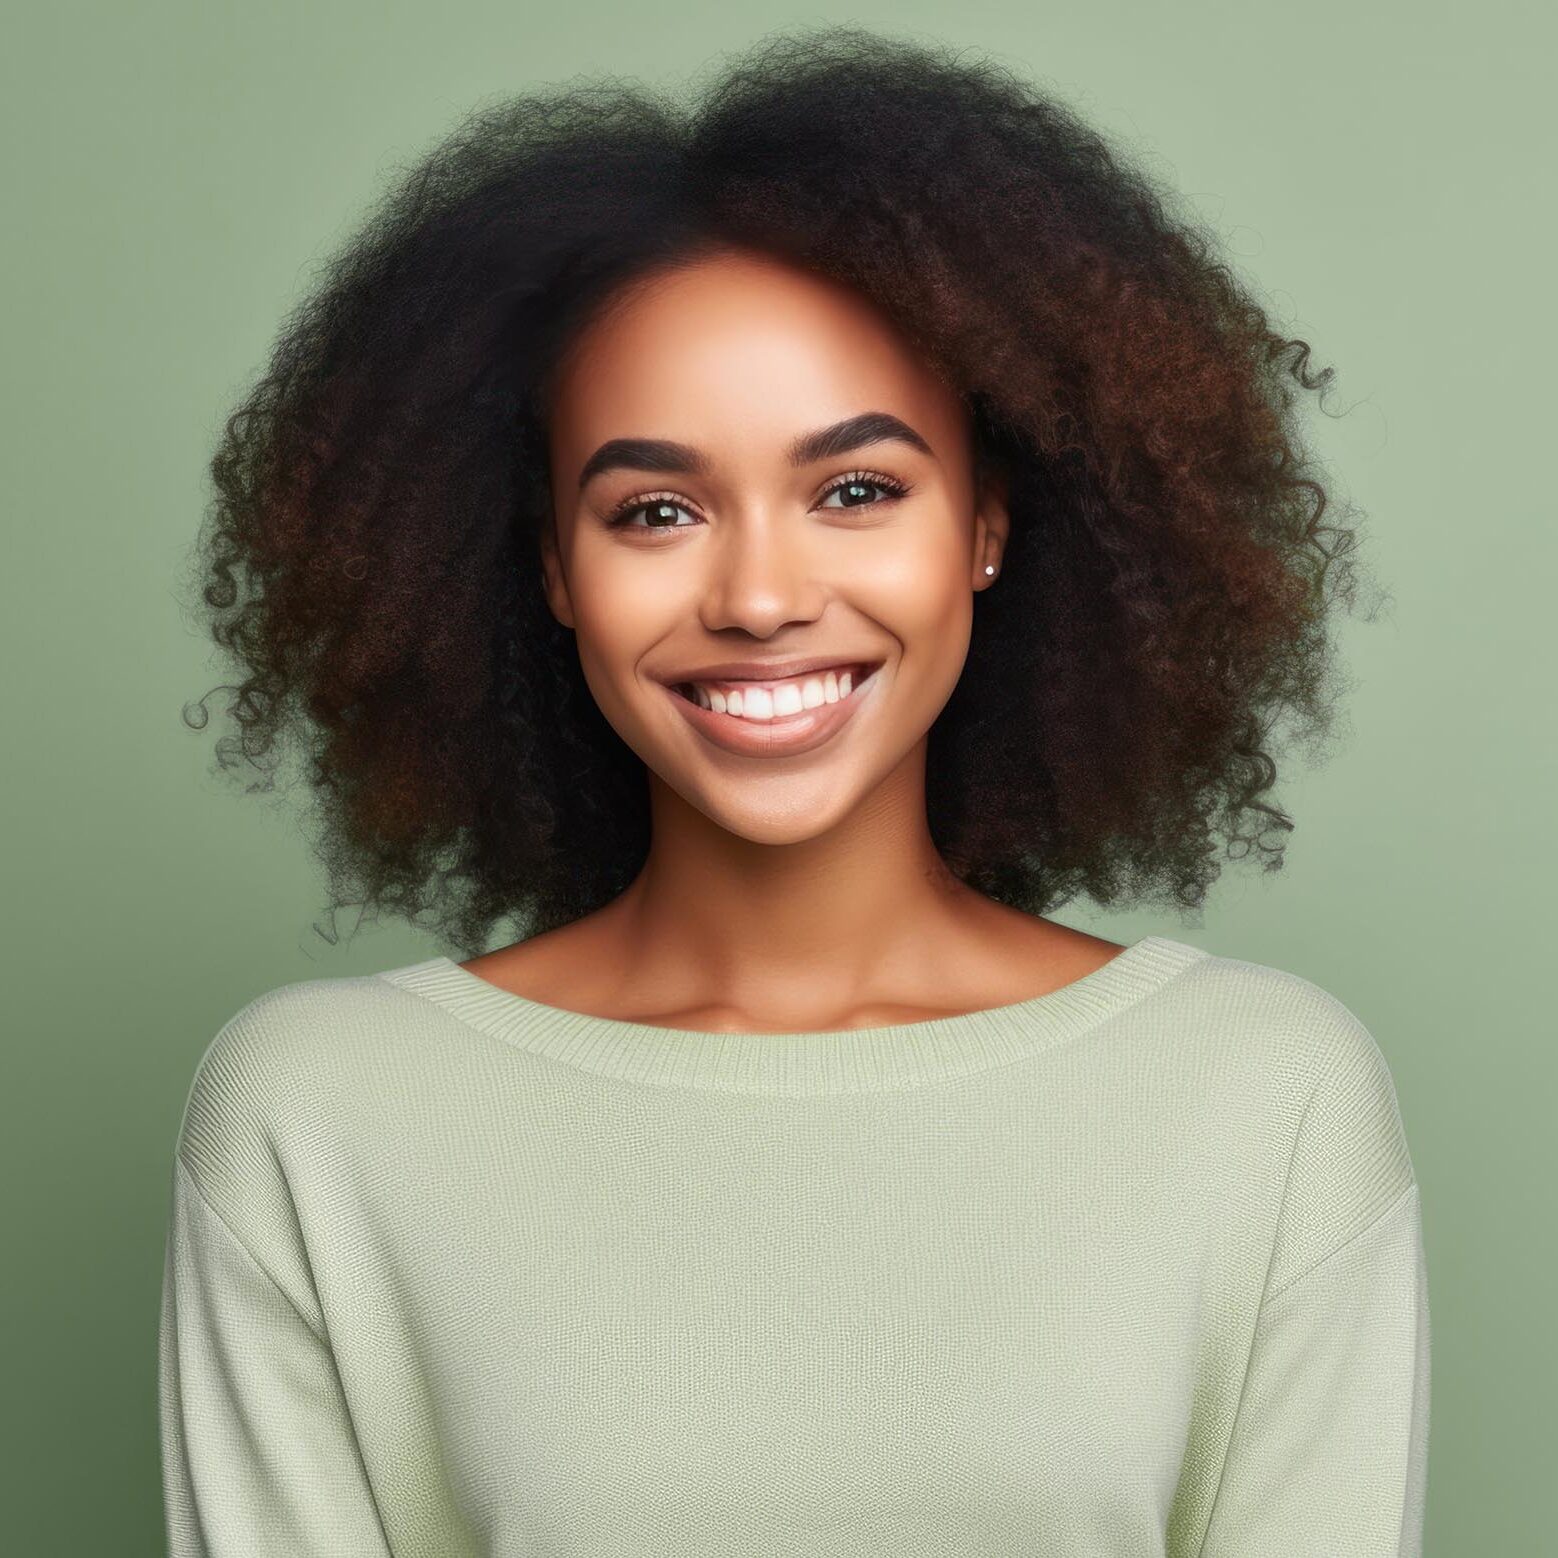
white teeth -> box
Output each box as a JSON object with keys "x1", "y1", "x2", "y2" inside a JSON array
[{"x1": 686, "y1": 665, "x2": 866, "y2": 721}]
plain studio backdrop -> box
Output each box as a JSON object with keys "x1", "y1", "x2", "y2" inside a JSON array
[{"x1": 1, "y1": 2, "x2": 1551, "y2": 1552}]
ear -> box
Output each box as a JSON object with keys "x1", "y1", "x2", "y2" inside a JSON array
[
  {"x1": 973, "y1": 464, "x2": 1011, "y2": 591},
  {"x1": 538, "y1": 520, "x2": 576, "y2": 630}
]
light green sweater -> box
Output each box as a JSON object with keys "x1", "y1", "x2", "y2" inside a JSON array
[{"x1": 157, "y1": 934, "x2": 1429, "y2": 1555}]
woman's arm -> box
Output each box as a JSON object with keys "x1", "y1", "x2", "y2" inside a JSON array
[
  {"x1": 1197, "y1": 998, "x2": 1431, "y2": 1556},
  {"x1": 1198, "y1": 1177, "x2": 1429, "y2": 1555},
  {"x1": 158, "y1": 1151, "x2": 394, "y2": 1556}
]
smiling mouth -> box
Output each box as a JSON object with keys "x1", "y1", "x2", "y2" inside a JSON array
[{"x1": 669, "y1": 661, "x2": 881, "y2": 721}]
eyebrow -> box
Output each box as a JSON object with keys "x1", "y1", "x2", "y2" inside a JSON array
[{"x1": 575, "y1": 410, "x2": 935, "y2": 490}]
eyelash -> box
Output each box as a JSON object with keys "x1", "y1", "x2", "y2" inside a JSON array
[{"x1": 601, "y1": 469, "x2": 912, "y2": 532}]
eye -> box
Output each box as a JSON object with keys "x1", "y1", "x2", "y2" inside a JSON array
[
  {"x1": 816, "y1": 469, "x2": 911, "y2": 509},
  {"x1": 599, "y1": 469, "x2": 912, "y2": 534},
  {"x1": 602, "y1": 494, "x2": 701, "y2": 531}
]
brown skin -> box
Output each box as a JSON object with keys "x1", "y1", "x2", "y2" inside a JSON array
[{"x1": 462, "y1": 247, "x2": 1124, "y2": 1033}]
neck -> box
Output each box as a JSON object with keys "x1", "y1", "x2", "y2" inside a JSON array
[{"x1": 599, "y1": 753, "x2": 998, "y2": 1028}]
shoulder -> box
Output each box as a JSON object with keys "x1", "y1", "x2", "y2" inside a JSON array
[
  {"x1": 172, "y1": 967, "x2": 437, "y2": 1202},
  {"x1": 1175, "y1": 946, "x2": 1418, "y2": 1285},
  {"x1": 1163, "y1": 941, "x2": 1400, "y2": 1094},
  {"x1": 183, "y1": 968, "x2": 414, "y2": 1099},
  {"x1": 1154, "y1": 942, "x2": 1415, "y2": 1175}
]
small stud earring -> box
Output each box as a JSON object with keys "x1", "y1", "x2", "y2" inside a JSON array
[{"x1": 984, "y1": 564, "x2": 996, "y2": 576}]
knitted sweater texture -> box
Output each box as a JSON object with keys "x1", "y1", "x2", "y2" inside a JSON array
[{"x1": 157, "y1": 934, "x2": 1429, "y2": 1555}]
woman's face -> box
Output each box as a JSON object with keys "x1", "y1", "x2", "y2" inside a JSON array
[{"x1": 542, "y1": 246, "x2": 1007, "y2": 846}]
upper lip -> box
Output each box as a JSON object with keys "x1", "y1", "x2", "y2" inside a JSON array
[{"x1": 658, "y1": 655, "x2": 883, "y2": 685}]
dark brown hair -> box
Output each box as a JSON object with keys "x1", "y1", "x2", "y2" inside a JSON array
[{"x1": 182, "y1": 26, "x2": 1385, "y2": 956}]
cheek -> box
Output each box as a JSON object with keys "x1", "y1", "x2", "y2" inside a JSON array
[
  {"x1": 843, "y1": 531, "x2": 972, "y2": 654},
  {"x1": 569, "y1": 617, "x2": 667, "y2": 728},
  {"x1": 567, "y1": 551, "x2": 675, "y2": 665}
]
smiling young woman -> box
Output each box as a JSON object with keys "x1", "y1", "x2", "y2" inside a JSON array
[{"x1": 160, "y1": 26, "x2": 1427, "y2": 1558}]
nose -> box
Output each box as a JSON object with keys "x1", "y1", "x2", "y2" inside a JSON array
[{"x1": 695, "y1": 509, "x2": 830, "y2": 637}]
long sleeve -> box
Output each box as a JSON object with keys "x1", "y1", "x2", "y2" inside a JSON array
[
  {"x1": 158, "y1": 1152, "x2": 394, "y2": 1557},
  {"x1": 1198, "y1": 1178, "x2": 1430, "y2": 1555},
  {"x1": 1197, "y1": 1001, "x2": 1431, "y2": 1557}
]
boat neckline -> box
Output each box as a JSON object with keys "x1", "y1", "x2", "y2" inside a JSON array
[{"x1": 374, "y1": 934, "x2": 1211, "y2": 1095}]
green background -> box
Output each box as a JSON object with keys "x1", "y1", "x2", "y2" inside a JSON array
[{"x1": 4, "y1": 2, "x2": 1550, "y2": 1550}]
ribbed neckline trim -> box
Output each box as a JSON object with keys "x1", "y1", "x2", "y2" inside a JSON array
[{"x1": 375, "y1": 935, "x2": 1210, "y2": 1096}]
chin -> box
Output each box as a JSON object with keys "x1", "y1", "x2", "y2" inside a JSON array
[{"x1": 664, "y1": 768, "x2": 873, "y2": 846}]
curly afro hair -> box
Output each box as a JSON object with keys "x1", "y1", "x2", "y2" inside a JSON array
[{"x1": 181, "y1": 25, "x2": 1384, "y2": 958}]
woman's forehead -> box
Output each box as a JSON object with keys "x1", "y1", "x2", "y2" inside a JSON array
[{"x1": 547, "y1": 252, "x2": 966, "y2": 473}]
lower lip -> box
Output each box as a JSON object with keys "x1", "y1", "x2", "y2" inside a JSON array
[{"x1": 662, "y1": 664, "x2": 883, "y2": 758}]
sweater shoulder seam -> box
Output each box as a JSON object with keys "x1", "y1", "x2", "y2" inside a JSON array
[
  {"x1": 1261, "y1": 1176, "x2": 1420, "y2": 1308},
  {"x1": 172, "y1": 1149, "x2": 329, "y2": 1343}
]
